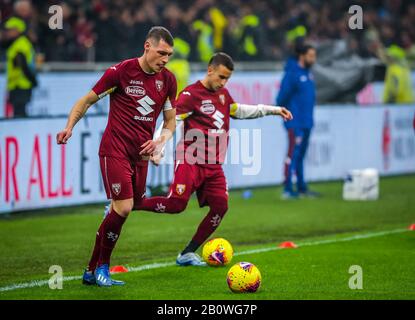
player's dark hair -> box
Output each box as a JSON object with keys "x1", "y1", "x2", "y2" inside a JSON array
[
  {"x1": 295, "y1": 43, "x2": 315, "y2": 57},
  {"x1": 208, "y1": 52, "x2": 234, "y2": 71},
  {"x1": 146, "y1": 26, "x2": 174, "y2": 46}
]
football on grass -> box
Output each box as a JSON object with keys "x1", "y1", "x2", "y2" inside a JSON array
[
  {"x1": 226, "y1": 262, "x2": 262, "y2": 293},
  {"x1": 202, "y1": 238, "x2": 233, "y2": 266}
]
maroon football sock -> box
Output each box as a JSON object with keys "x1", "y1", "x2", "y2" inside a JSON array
[
  {"x1": 181, "y1": 240, "x2": 201, "y2": 255},
  {"x1": 97, "y1": 209, "x2": 126, "y2": 267},
  {"x1": 87, "y1": 223, "x2": 104, "y2": 272},
  {"x1": 135, "y1": 196, "x2": 187, "y2": 214},
  {"x1": 191, "y1": 199, "x2": 228, "y2": 245}
]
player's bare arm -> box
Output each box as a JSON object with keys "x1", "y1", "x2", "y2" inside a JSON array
[
  {"x1": 56, "y1": 90, "x2": 99, "y2": 144},
  {"x1": 230, "y1": 103, "x2": 293, "y2": 121}
]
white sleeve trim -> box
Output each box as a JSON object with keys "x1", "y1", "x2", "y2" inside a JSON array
[
  {"x1": 232, "y1": 103, "x2": 282, "y2": 119},
  {"x1": 163, "y1": 98, "x2": 173, "y2": 111}
]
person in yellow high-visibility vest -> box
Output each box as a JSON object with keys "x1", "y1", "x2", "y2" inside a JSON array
[
  {"x1": 383, "y1": 45, "x2": 414, "y2": 104},
  {"x1": 237, "y1": 6, "x2": 262, "y2": 61},
  {"x1": 167, "y1": 37, "x2": 191, "y2": 95},
  {"x1": 4, "y1": 17, "x2": 37, "y2": 118},
  {"x1": 192, "y1": 19, "x2": 214, "y2": 62},
  {"x1": 209, "y1": 7, "x2": 227, "y2": 51},
  {"x1": 240, "y1": 14, "x2": 260, "y2": 60}
]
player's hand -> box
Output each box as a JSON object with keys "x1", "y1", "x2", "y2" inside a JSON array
[
  {"x1": 276, "y1": 107, "x2": 293, "y2": 121},
  {"x1": 140, "y1": 139, "x2": 164, "y2": 156},
  {"x1": 140, "y1": 140, "x2": 156, "y2": 156},
  {"x1": 150, "y1": 150, "x2": 165, "y2": 166},
  {"x1": 56, "y1": 128, "x2": 72, "y2": 144}
]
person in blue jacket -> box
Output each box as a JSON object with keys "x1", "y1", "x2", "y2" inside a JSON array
[{"x1": 277, "y1": 44, "x2": 319, "y2": 199}]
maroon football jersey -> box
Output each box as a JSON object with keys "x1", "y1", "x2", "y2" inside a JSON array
[
  {"x1": 92, "y1": 58, "x2": 177, "y2": 162},
  {"x1": 175, "y1": 80, "x2": 234, "y2": 165}
]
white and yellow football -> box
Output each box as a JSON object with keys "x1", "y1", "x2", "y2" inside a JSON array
[
  {"x1": 202, "y1": 238, "x2": 233, "y2": 266},
  {"x1": 226, "y1": 262, "x2": 262, "y2": 293}
]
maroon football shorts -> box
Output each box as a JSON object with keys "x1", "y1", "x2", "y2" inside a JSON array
[
  {"x1": 167, "y1": 160, "x2": 228, "y2": 207},
  {"x1": 100, "y1": 156, "x2": 148, "y2": 203}
]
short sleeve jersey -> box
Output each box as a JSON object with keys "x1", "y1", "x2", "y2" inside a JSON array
[
  {"x1": 92, "y1": 58, "x2": 177, "y2": 162},
  {"x1": 175, "y1": 81, "x2": 235, "y2": 165}
]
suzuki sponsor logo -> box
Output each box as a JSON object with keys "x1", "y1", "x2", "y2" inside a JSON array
[
  {"x1": 125, "y1": 86, "x2": 146, "y2": 97},
  {"x1": 134, "y1": 116, "x2": 153, "y2": 121},
  {"x1": 135, "y1": 95, "x2": 155, "y2": 121},
  {"x1": 212, "y1": 110, "x2": 225, "y2": 129},
  {"x1": 137, "y1": 95, "x2": 154, "y2": 115}
]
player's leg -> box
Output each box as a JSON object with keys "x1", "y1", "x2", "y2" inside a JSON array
[
  {"x1": 94, "y1": 198, "x2": 132, "y2": 286},
  {"x1": 83, "y1": 222, "x2": 105, "y2": 285},
  {"x1": 297, "y1": 129, "x2": 320, "y2": 197},
  {"x1": 133, "y1": 161, "x2": 195, "y2": 214},
  {"x1": 185, "y1": 196, "x2": 228, "y2": 251},
  {"x1": 177, "y1": 167, "x2": 228, "y2": 266},
  {"x1": 134, "y1": 192, "x2": 188, "y2": 214},
  {"x1": 296, "y1": 128, "x2": 310, "y2": 193},
  {"x1": 83, "y1": 156, "x2": 133, "y2": 286},
  {"x1": 282, "y1": 128, "x2": 299, "y2": 199},
  {"x1": 9, "y1": 89, "x2": 30, "y2": 118},
  {"x1": 96, "y1": 198, "x2": 132, "y2": 267},
  {"x1": 86, "y1": 157, "x2": 131, "y2": 272}
]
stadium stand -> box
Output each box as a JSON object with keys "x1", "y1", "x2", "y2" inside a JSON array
[{"x1": 0, "y1": 0, "x2": 415, "y2": 65}]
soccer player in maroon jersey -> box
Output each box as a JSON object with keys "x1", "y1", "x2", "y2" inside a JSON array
[
  {"x1": 56, "y1": 27, "x2": 177, "y2": 286},
  {"x1": 137, "y1": 53, "x2": 293, "y2": 266}
]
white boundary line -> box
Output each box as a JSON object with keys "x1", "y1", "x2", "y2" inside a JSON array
[{"x1": 0, "y1": 228, "x2": 410, "y2": 293}]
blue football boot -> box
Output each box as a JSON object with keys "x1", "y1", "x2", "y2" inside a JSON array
[
  {"x1": 94, "y1": 264, "x2": 125, "y2": 287},
  {"x1": 82, "y1": 269, "x2": 96, "y2": 285}
]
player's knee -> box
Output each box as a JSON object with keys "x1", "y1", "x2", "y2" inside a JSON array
[
  {"x1": 115, "y1": 206, "x2": 132, "y2": 217},
  {"x1": 112, "y1": 199, "x2": 134, "y2": 217},
  {"x1": 170, "y1": 198, "x2": 188, "y2": 213}
]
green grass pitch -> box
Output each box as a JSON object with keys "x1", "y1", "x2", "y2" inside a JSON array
[{"x1": 0, "y1": 175, "x2": 414, "y2": 300}]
